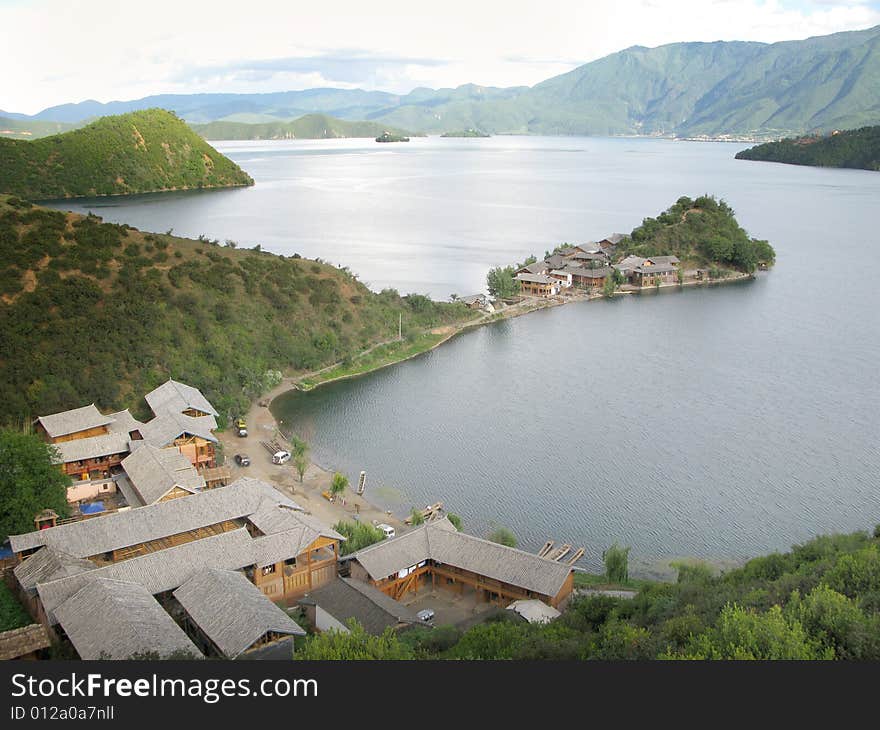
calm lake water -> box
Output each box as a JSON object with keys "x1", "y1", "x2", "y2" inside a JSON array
[{"x1": 47, "y1": 137, "x2": 880, "y2": 576}]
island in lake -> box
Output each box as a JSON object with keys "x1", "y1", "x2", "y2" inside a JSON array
[
  {"x1": 375, "y1": 131, "x2": 410, "y2": 143},
  {"x1": 441, "y1": 129, "x2": 491, "y2": 138},
  {"x1": 735, "y1": 126, "x2": 880, "y2": 171}
]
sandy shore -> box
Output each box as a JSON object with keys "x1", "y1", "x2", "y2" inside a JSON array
[{"x1": 220, "y1": 270, "x2": 755, "y2": 535}]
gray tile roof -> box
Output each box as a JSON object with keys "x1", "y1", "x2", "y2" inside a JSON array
[
  {"x1": 37, "y1": 404, "x2": 114, "y2": 439},
  {"x1": 303, "y1": 577, "x2": 418, "y2": 635},
  {"x1": 515, "y1": 273, "x2": 557, "y2": 284},
  {"x1": 145, "y1": 379, "x2": 219, "y2": 418},
  {"x1": 351, "y1": 518, "x2": 572, "y2": 598},
  {"x1": 51, "y1": 432, "x2": 131, "y2": 465},
  {"x1": 571, "y1": 266, "x2": 612, "y2": 279},
  {"x1": 105, "y1": 409, "x2": 145, "y2": 436},
  {"x1": 9, "y1": 477, "x2": 302, "y2": 556},
  {"x1": 140, "y1": 412, "x2": 218, "y2": 448},
  {"x1": 13, "y1": 546, "x2": 96, "y2": 593},
  {"x1": 516, "y1": 261, "x2": 549, "y2": 275},
  {"x1": 121, "y1": 445, "x2": 206, "y2": 505},
  {"x1": 54, "y1": 577, "x2": 202, "y2": 660},
  {"x1": 602, "y1": 233, "x2": 626, "y2": 245},
  {"x1": 174, "y1": 569, "x2": 305, "y2": 658},
  {"x1": 614, "y1": 255, "x2": 646, "y2": 272},
  {"x1": 37, "y1": 529, "x2": 258, "y2": 623}
]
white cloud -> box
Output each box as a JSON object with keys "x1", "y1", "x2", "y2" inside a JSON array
[{"x1": 1, "y1": 0, "x2": 878, "y2": 113}]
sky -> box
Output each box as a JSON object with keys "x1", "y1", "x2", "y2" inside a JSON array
[{"x1": 2, "y1": 0, "x2": 879, "y2": 114}]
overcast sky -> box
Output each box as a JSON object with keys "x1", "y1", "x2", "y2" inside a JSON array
[{"x1": 2, "y1": 0, "x2": 879, "y2": 114}]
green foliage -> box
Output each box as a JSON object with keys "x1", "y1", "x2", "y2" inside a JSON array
[
  {"x1": 409, "y1": 508, "x2": 425, "y2": 526},
  {"x1": 333, "y1": 520, "x2": 385, "y2": 556},
  {"x1": 294, "y1": 620, "x2": 413, "y2": 659},
  {"x1": 192, "y1": 114, "x2": 417, "y2": 141},
  {"x1": 603, "y1": 543, "x2": 630, "y2": 584},
  {"x1": 624, "y1": 195, "x2": 775, "y2": 273},
  {"x1": 446, "y1": 513, "x2": 463, "y2": 531},
  {"x1": 330, "y1": 472, "x2": 349, "y2": 496},
  {"x1": 0, "y1": 429, "x2": 70, "y2": 540},
  {"x1": 0, "y1": 581, "x2": 32, "y2": 632},
  {"x1": 488, "y1": 526, "x2": 517, "y2": 548},
  {"x1": 736, "y1": 126, "x2": 880, "y2": 171},
  {"x1": 0, "y1": 198, "x2": 474, "y2": 426},
  {"x1": 294, "y1": 453, "x2": 309, "y2": 483},
  {"x1": 0, "y1": 109, "x2": 253, "y2": 199},
  {"x1": 486, "y1": 266, "x2": 519, "y2": 299}
]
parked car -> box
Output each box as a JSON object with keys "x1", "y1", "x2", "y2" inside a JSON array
[
  {"x1": 416, "y1": 608, "x2": 435, "y2": 623},
  {"x1": 234, "y1": 454, "x2": 250, "y2": 467},
  {"x1": 234, "y1": 418, "x2": 248, "y2": 437},
  {"x1": 376, "y1": 523, "x2": 395, "y2": 539},
  {"x1": 272, "y1": 450, "x2": 291, "y2": 465}
]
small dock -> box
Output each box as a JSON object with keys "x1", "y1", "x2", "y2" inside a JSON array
[{"x1": 261, "y1": 438, "x2": 286, "y2": 454}]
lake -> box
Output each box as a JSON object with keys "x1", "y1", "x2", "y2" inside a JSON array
[{"x1": 47, "y1": 136, "x2": 880, "y2": 577}]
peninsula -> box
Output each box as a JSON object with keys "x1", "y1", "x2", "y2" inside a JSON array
[
  {"x1": 192, "y1": 114, "x2": 417, "y2": 141},
  {"x1": 735, "y1": 126, "x2": 880, "y2": 171},
  {"x1": 0, "y1": 109, "x2": 253, "y2": 199},
  {"x1": 441, "y1": 129, "x2": 490, "y2": 138}
]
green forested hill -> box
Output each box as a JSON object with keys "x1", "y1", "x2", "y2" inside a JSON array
[
  {"x1": 0, "y1": 109, "x2": 253, "y2": 199},
  {"x1": 735, "y1": 126, "x2": 880, "y2": 170},
  {"x1": 0, "y1": 196, "x2": 476, "y2": 423},
  {"x1": 621, "y1": 195, "x2": 776, "y2": 272},
  {"x1": 192, "y1": 114, "x2": 417, "y2": 140}
]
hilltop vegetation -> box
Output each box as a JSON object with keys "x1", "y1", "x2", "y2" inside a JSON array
[
  {"x1": 0, "y1": 115, "x2": 76, "y2": 140},
  {"x1": 0, "y1": 109, "x2": 253, "y2": 199},
  {"x1": 192, "y1": 114, "x2": 417, "y2": 141},
  {"x1": 12, "y1": 25, "x2": 880, "y2": 138},
  {"x1": 0, "y1": 196, "x2": 477, "y2": 424},
  {"x1": 735, "y1": 126, "x2": 880, "y2": 171},
  {"x1": 298, "y1": 525, "x2": 880, "y2": 660},
  {"x1": 621, "y1": 195, "x2": 775, "y2": 273}
]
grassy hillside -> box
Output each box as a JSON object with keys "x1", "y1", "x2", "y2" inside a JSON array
[
  {"x1": 0, "y1": 196, "x2": 477, "y2": 424},
  {"x1": 620, "y1": 195, "x2": 776, "y2": 273},
  {"x1": 0, "y1": 109, "x2": 253, "y2": 199},
  {"x1": 735, "y1": 126, "x2": 880, "y2": 171},
  {"x1": 192, "y1": 114, "x2": 417, "y2": 140},
  {"x1": 0, "y1": 115, "x2": 77, "y2": 140}
]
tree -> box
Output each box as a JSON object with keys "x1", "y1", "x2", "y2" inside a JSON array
[
  {"x1": 603, "y1": 543, "x2": 630, "y2": 584},
  {"x1": 409, "y1": 508, "x2": 425, "y2": 526},
  {"x1": 330, "y1": 472, "x2": 349, "y2": 498},
  {"x1": 447, "y1": 513, "x2": 463, "y2": 531},
  {"x1": 294, "y1": 453, "x2": 309, "y2": 483},
  {"x1": 333, "y1": 520, "x2": 385, "y2": 555},
  {"x1": 489, "y1": 526, "x2": 517, "y2": 548},
  {"x1": 294, "y1": 620, "x2": 413, "y2": 659},
  {"x1": 0, "y1": 429, "x2": 70, "y2": 540},
  {"x1": 602, "y1": 275, "x2": 616, "y2": 298},
  {"x1": 486, "y1": 266, "x2": 519, "y2": 299}
]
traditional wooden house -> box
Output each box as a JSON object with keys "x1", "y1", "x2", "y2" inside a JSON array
[
  {"x1": 300, "y1": 577, "x2": 419, "y2": 635},
  {"x1": 140, "y1": 412, "x2": 219, "y2": 470},
  {"x1": 118, "y1": 444, "x2": 206, "y2": 507},
  {"x1": 515, "y1": 260, "x2": 550, "y2": 276},
  {"x1": 614, "y1": 255, "x2": 680, "y2": 287},
  {"x1": 570, "y1": 265, "x2": 612, "y2": 289},
  {"x1": 549, "y1": 269, "x2": 573, "y2": 288},
  {"x1": 515, "y1": 272, "x2": 561, "y2": 297},
  {"x1": 53, "y1": 578, "x2": 202, "y2": 660},
  {"x1": 348, "y1": 518, "x2": 575, "y2": 609},
  {"x1": 174, "y1": 569, "x2": 305, "y2": 659},
  {"x1": 36, "y1": 404, "x2": 114, "y2": 444},
  {"x1": 9, "y1": 477, "x2": 344, "y2": 627},
  {"x1": 145, "y1": 379, "x2": 219, "y2": 420},
  {"x1": 0, "y1": 624, "x2": 52, "y2": 661},
  {"x1": 459, "y1": 294, "x2": 493, "y2": 311}
]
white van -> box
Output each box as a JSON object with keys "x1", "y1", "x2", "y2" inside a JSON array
[
  {"x1": 377, "y1": 523, "x2": 395, "y2": 539},
  {"x1": 272, "y1": 450, "x2": 291, "y2": 465}
]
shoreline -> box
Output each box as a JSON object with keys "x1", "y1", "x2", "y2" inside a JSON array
[{"x1": 222, "y1": 268, "x2": 757, "y2": 555}]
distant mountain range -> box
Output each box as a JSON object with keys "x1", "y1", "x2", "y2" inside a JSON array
[
  {"x1": 190, "y1": 113, "x2": 417, "y2": 141},
  {"x1": 7, "y1": 25, "x2": 880, "y2": 138}
]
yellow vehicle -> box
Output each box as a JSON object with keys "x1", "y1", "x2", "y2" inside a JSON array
[
  {"x1": 234, "y1": 418, "x2": 247, "y2": 437},
  {"x1": 321, "y1": 490, "x2": 335, "y2": 503}
]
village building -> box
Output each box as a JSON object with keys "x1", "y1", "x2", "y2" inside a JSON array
[
  {"x1": 515, "y1": 260, "x2": 550, "y2": 276},
  {"x1": 118, "y1": 444, "x2": 206, "y2": 507},
  {"x1": 53, "y1": 578, "x2": 203, "y2": 660},
  {"x1": 9, "y1": 478, "x2": 343, "y2": 632},
  {"x1": 347, "y1": 518, "x2": 575, "y2": 609},
  {"x1": 300, "y1": 577, "x2": 419, "y2": 635},
  {"x1": 570, "y1": 265, "x2": 612, "y2": 289},
  {"x1": 173, "y1": 569, "x2": 305, "y2": 659},
  {"x1": 515, "y1": 272, "x2": 561, "y2": 297},
  {"x1": 549, "y1": 269, "x2": 573, "y2": 288},
  {"x1": 0, "y1": 624, "x2": 52, "y2": 661},
  {"x1": 458, "y1": 294, "x2": 494, "y2": 312},
  {"x1": 36, "y1": 404, "x2": 115, "y2": 444},
  {"x1": 614, "y1": 255, "x2": 680, "y2": 287}
]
